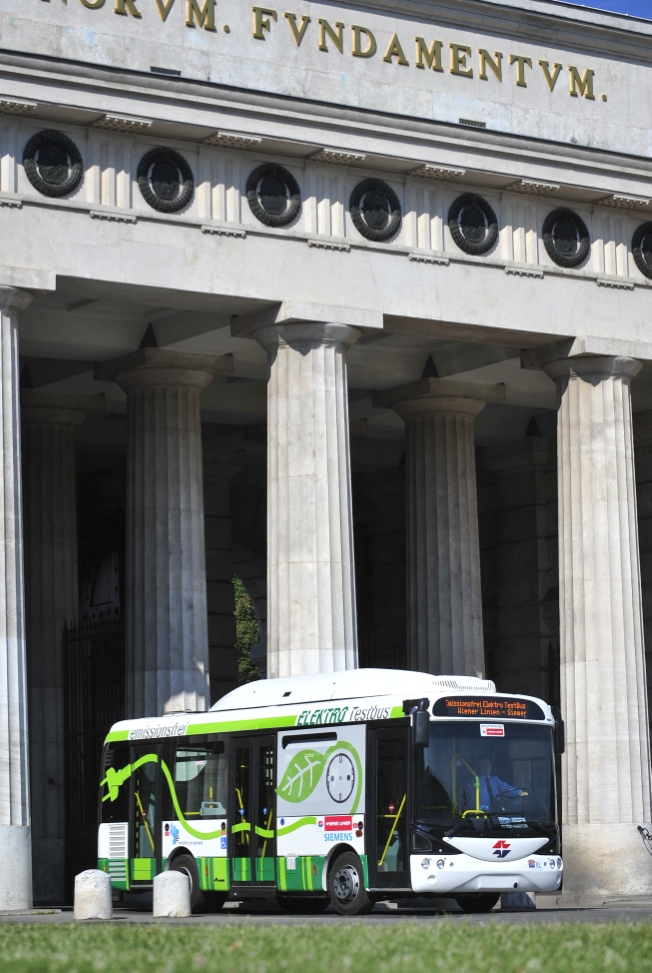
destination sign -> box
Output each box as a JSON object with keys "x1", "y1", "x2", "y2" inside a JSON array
[{"x1": 432, "y1": 697, "x2": 545, "y2": 721}]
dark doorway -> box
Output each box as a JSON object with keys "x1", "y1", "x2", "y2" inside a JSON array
[{"x1": 63, "y1": 613, "x2": 125, "y2": 900}]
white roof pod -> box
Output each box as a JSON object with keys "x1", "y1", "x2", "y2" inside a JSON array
[{"x1": 209, "y1": 668, "x2": 496, "y2": 712}]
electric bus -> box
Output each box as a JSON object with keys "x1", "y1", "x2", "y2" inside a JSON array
[{"x1": 98, "y1": 668, "x2": 564, "y2": 914}]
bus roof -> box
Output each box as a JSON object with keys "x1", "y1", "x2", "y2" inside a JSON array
[{"x1": 209, "y1": 668, "x2": 496, "y2": 711}]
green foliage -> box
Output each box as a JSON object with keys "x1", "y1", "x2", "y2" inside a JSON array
[
  {"x1": 233, "y1": 576, "x2": 260, "y2": 685},
  {"x1": 1, "y1": 920, "x2": 652, "y2": 973}
]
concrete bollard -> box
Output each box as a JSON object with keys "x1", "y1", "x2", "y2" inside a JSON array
[
  {"x1": 501, "y1": 891, "x2": 536, "y2": 911},
  {"x1": 74, "y1": 870, "x2": 113, "y2": 921},
  {"x1": 153, "y1": 870, "x2": 191, "y2": 918}
]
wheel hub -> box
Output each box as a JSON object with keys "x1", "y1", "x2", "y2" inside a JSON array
[{"x1": 333, "y1": 865, "x2": 359, "y2": 902}]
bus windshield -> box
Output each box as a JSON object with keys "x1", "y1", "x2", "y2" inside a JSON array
[{"x1": 415, "y1": 721, "x2": 556, "y2": 830}]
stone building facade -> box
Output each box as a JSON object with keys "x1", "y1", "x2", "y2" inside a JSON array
[{"x1": 1, "y1": 0, "x2": 652, "y2": 908}]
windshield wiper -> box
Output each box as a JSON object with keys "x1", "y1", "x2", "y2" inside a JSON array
[
  {"x1": 525, "y1": 820, "x2": 557, "y2": 840},
  {"x1": 444, "y1": 818, "x2": 472, "y2": 839}
]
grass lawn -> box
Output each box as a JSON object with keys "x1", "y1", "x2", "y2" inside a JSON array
[{"x1": 1, "y1": 921, "x2": 651, "y2": 973}]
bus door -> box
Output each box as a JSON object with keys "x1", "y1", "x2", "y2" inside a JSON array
[
  {"x1": 367, "y1": 726, "x2": 410, "y2": 890},
  {"x1": 230, "y1": 735, "x2": 276, "y2": 886},
  {"x1": 129, "y1": 742, "x2": 163, "y2": 885}
]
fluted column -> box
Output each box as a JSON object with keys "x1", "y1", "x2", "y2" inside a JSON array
[
  {"x1": 21, "y1": 390, "x2": 102, "y2": 903},
  {"x1": 374, "y1": 378, "x2": 505, "y2": 677},
  {"x1": 96, "y1": 349, "x2": 232, "y2": 717},
  {"x1": 253, "y1": 322, "x2": 359, "y2": 678},
  {"x1": 0, "y1": 286, "x2": 34, "y2": 910},
  {"x1": 543, "y1": 354, "x2": 652, "y2": 898}
]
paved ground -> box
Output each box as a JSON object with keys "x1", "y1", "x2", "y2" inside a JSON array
[{"x1": 3, "y1": 901, "x2": 652, "y2": 926}]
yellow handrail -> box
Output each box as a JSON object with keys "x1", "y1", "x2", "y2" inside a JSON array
[
  {"x1": 135, "y1": 790, "x2": 155, "y2": 854},
  {"x1": 378, "y1": 794, "x2": 406, "y2": 868},
  {"x1": 235, "y1": 786, "x2": 249, "y2": 844},
  {"x1": 261, "y1": 807, "x2": 273, "y2": 858}
]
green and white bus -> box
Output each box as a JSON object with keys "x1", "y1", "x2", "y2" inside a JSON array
[{"x1": 98, "y1": 668, "x2": 564, "y2": 914}]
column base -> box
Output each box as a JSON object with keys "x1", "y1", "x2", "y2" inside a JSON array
[
  {"x1": 0, "y1": 826, "x2": 32, "y2": 911},
  {"x1": 562, "y1": 823, "x2": 652, "y2": 898}
]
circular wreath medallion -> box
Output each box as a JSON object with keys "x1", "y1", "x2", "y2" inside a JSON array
[
  {"x1": 448, "y1": 194, "x2": 498, "y2": 255},
  {"x1": 350, "y1": 179, "x2": 401, "y2": 242},
  {"x1": 632, "y1": 222, "x2": 652, "y2": 280},
  {"x1": 246, "y1": 163, "x2": 301, "y2": 227},
  {"x1": 542, "y1": 208, "x2": 590, "y2": 268},
  {"x1": 137, "y1": 147, "x2": 194, "y2": 213},
  {"x1": 23, "y1": 130, "x2": 83, "y2": 198}
]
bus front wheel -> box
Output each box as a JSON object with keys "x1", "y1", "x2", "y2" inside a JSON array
[
  {"x1": 168, "y1": 853, "x2": 225, "y2": 914},
  {"x1": 454, "y1": 893, "x2": 500, "y2": 914},
  {"x1": 328, "y1": 852, "x2": 374, "y2": 916}
]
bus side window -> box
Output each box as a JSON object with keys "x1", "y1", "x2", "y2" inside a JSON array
[
  {"x1": 173, "y1": 743, "x2": 227, "y2": 819},
  {"x1": 100, "y1": 741, "x2": 129, "y2": 823}
]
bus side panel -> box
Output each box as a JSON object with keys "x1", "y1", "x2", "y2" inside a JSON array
[
  {"x1": 196, "y1": 856, "x2": 230, "y2": 892},
  {"x1": 276, "y1": 725, "x2": 366, "y2": 889}
]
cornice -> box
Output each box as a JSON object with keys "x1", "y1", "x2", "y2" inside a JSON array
[{"x1": 1, "y1": 49, "x2": 652, "y2": 182}]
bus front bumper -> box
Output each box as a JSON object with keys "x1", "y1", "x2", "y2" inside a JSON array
[{"x1": 410, "y1": 853, "x2": 563, "y2": 894}]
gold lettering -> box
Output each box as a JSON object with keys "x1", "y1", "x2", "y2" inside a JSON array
[
  {"x1": 80, "y1": 0, "x2": 105, "y2": 7},
  {"x1": 569, "y1": 66, "x2": 595, "y2": 100},
  {"x1": 252, "y1": 6, "x2": 277, "y2": 39},
  {"x1": 450, "y1": 43, "x2": 473, "y2": 78},
  {"x1": 155, "y1": 0, "x2": 176, "y2": 21},
  {"x1": 383, "y1": 33, "x2": 408, "y2": 66},
  {"x1": 414, "y1": 37, "x2": 443, "y2": 72},
  {"x1": 186, "y1": 0, "x2": 216, "y2": 29},
  {"x1": 318, "y1": 19, "x2": 344, "y2": 54},
  {"x1": 284, "y1": 12, "x2": 311, "y2": 47},
  {"x1": 478, "y1": 49, "x2": 502, "y2": 82},
  {"x1": 115, "y1": 0, "x2": 141, "y2": 14},
  {"x1": 538, "y1": 60, "x2": 562, "y2": 92},
  {"x1": 509, "y1": 54, "x2": 533, "y2": 87},
  {"x1": 351, "y1": 25, "x2": 376, "y2": 58}
]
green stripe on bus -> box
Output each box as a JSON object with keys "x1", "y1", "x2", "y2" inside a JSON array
[
  {"x1": 390, "y1": 706, "x2": 404, "y2": 719},
  {"x1": 105, "y1": 730, "x2": 129, "y2": 742},
  {"x1": 185, "y1": 715, "x2": 298, "y2": 735}
]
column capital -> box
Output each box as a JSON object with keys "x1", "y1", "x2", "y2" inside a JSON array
[
  {"x1": 373, "y1": 377, "x2": 505, "y2": 422},
  {"x1": 94, "y1": 348, "x2": 233, "y2": 393},
  {"x1": 253, "y1": 322, "x2": 360, "y2": 357},
  {"x1": 21, "y1": 390, "x2": 104, "y2": 428},
  {"x1": 542, "y1": 355, "x2": 642, "y2": 385},
  {"x1": 0, "y1": 286, "x2": 34, "y2": 316}
]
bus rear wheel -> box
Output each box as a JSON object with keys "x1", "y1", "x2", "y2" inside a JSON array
[
  {"x1": 328, "y1": 852, "x2": 374, "y2": 916},
  {"x1": 455, "y1": 893, "x2": 500, "y2": 914},
  {"x1": 168, "y1": 853, "x2": 225, "y2": 914},
  {"x1": 277, "y1": 894, "x2": 330, "y2": 913}
]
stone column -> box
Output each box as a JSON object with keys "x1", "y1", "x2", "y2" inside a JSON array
[
  {"x1": 95, "y1": 349, "x2": 232, "y2": 717},
  {"x1": 0, "y1": 285, "x2": 34, "y2": 911},
  {"x1": 542, "y1": 353, "x2": 652, "y2": 898},
  {"x1": 21, "y1": 390, "x2": 103, "y2": 904},
  {"x1": 253, "y1": 322, "x2": 359, "y2": 678},
  {"x1": 373, "y1": 378, "x2": 504, "y2": 678}
]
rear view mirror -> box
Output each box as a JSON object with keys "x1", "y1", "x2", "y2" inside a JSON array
[
  {"x1": 402, "y1": 697, "x2": 430, "y2": 748},
  {"x1": 551, "y1": 706, "x2": 565, "y2": 754},
  {"x1": 414, "y1": 709, "x2": 430, "y2": 748}
]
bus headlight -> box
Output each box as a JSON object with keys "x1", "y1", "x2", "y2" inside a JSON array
[
  {"x1": 437, "y1": 860, "x2": 445, "y2": 869},
  {"x1": 421, "y1": 858, "x2": 430, "y2": 870}
]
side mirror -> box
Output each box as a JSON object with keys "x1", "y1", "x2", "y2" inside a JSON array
[
  {"x1": 551, "y1": 706, "x2": 565, "y2": 755},
  {"x1": 414, "y1": 709, "x2": 430, "y2": 748},
  {"x1": 403, "y1": 697, "x2": 430, "y2": 748}
]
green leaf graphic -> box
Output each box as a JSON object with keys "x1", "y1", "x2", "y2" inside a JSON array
[{"x1": 276, "y1": 749, "x2": 327, "y2": 803}]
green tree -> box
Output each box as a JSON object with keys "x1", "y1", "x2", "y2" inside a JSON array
[{"x1": 233, "y1": 576, "x2": 261, "y2": 684}]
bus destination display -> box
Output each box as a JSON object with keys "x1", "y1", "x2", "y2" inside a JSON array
[{"x1": 432, "y1": 696, "x2": 545, "y2": 721}]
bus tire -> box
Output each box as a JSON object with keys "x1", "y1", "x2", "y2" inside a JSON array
[
  {"x1": 168, "y1": 853, "x2": 206, "y2": 913},
  {"x1": 327, "y1": 852, "x2": 374, "y2": 916},
  {"x1": 454, "y1": 893, "x2": 500, "y2": 914},
  {"x1": 277, "y1": 893, "x2": 330, "y2": 913}
]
